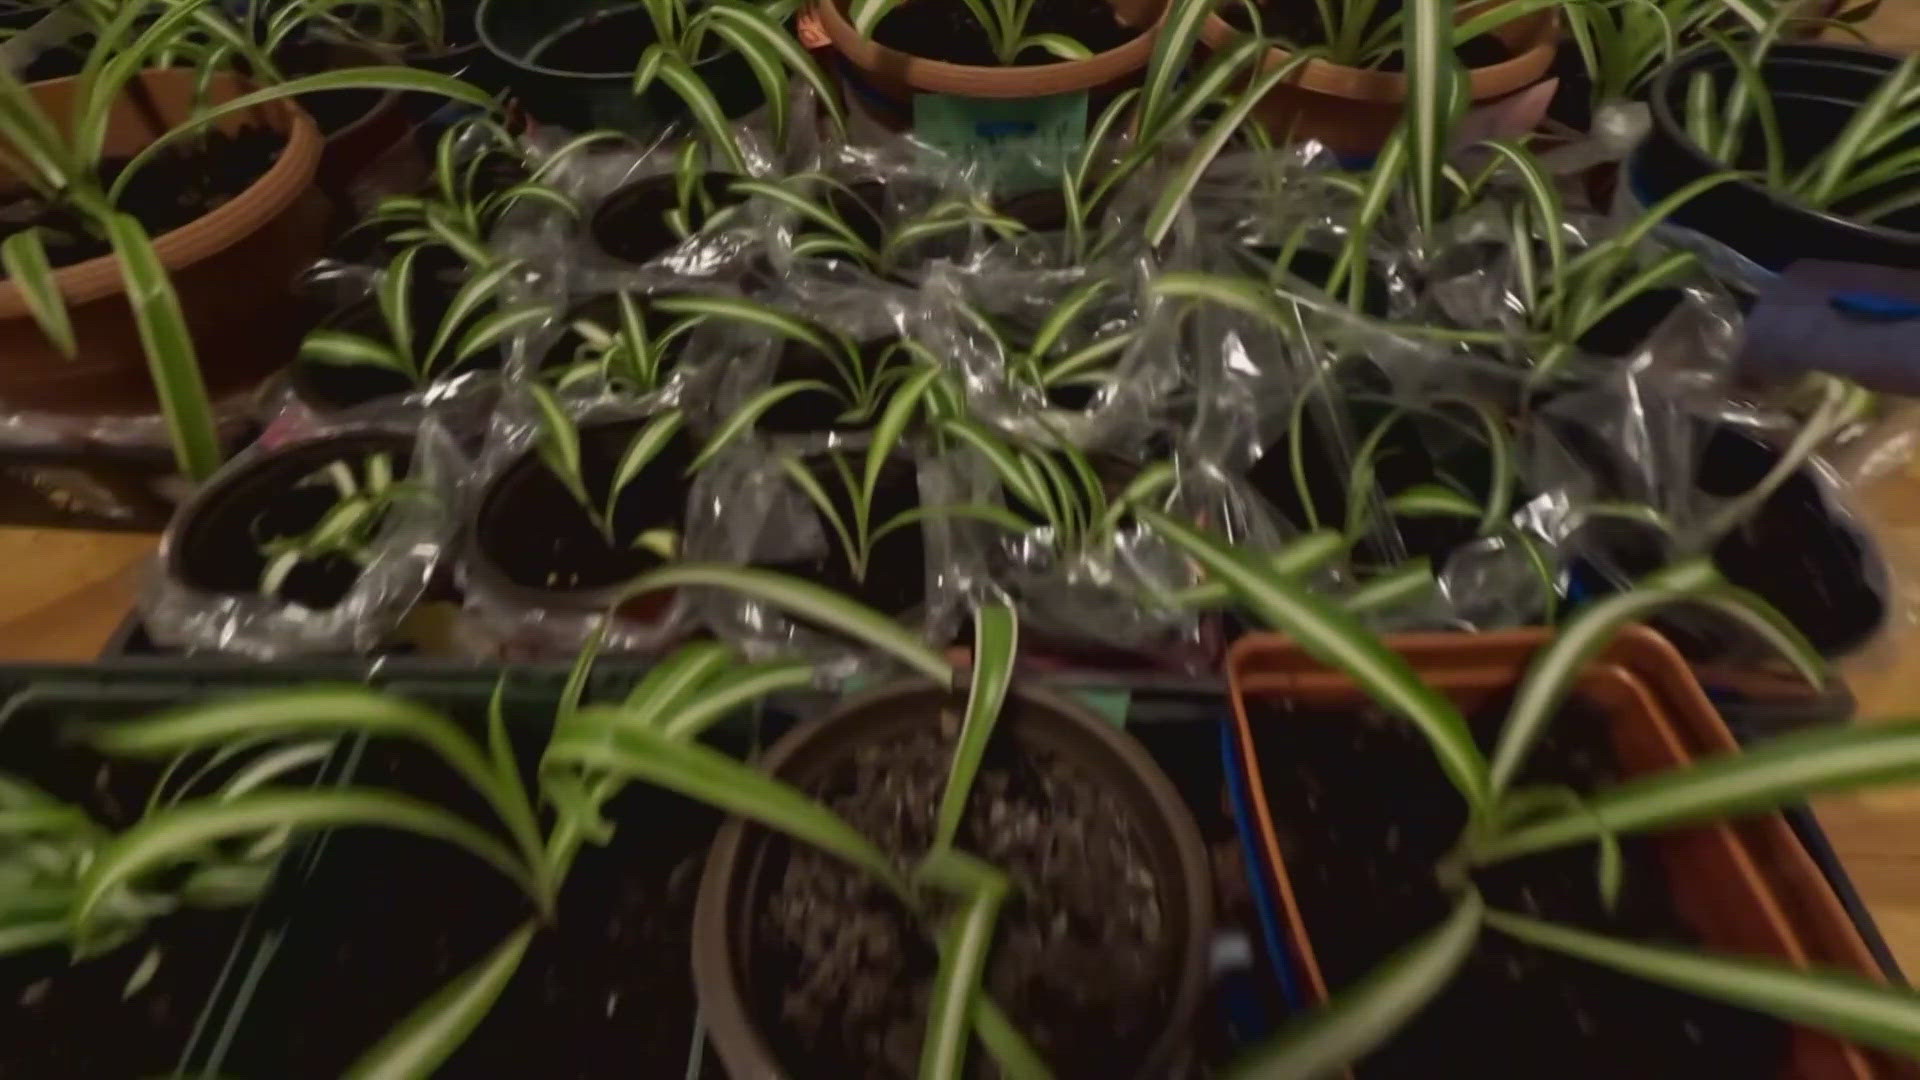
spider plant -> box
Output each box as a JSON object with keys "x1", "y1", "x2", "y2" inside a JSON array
[
  {"x1": 0, "y1": 0, "x2": 490, "y2": 478},
  {"x1": 255, "y1": 452, "x2": 428, "y2": 598},
  {"x1": 526, "y1": 384, "x2": 686, "y2": 554},
  {"x1": 951, "y1": 273, "x2": 1138, "y2": 407},
  {"x1": 628, "y1": 0, "x2": 842, "y2": 174},
  {"x1": 543, "y1": 291, "x2": 692, "y2": 394},
  {"x1": 298, "y1": 245, "x2": 552, "y2": 387},
  {"x1": 845, "y1": 0, "x2": 1096, "y2": 64},
  {"x1": 1682, "y1": 32, "x2": 1920, "y2": 224},
  {"x1": 1147, "y1": 517, "x2": 1920, "y2": 1074},
  {"x1": 937, "y1": 418, "x2": 1178, "y2": 557},
  {"x1": 728, "y1": 170, "x2": 1026, "y2": 280},
  {"x1": 252, "y1": 0, "x2": 460, "y2": 56},
  {"x1": 359, "y1": 118, "x2": 617, "y2": 269}
]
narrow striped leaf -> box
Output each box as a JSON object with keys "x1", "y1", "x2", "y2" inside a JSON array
[
  {"x1": 1164, "y1": 529, "x2": 1350, "y2": 608},
  {"x1": 1341, "y1": 560, "x2": 1438, "y2": 616},
  {"x1": 689, "y1": 380, "x2": 840, "y2": 471},
  {"x1": 865, "y1": 365, "x2": 944, "y2": 514},
  {"x1": 526, "y1": 383, "x2": 592, "y2": 513},
  {"x1": 378, "y1": 245, "x2": 418, "y2": 370},
  {"x1": 1485, "y1": 909, "x2": 1920, "y2": 1059},
  {"x1": 108, "y1": 69, "x2": 496, "y2": 203},
  {"x1": 1403, "y1": 0, "x2": 1455, "y2": 233},
  {"x1": 1026, "y1": 278, "x2": 1114, "y2": 367},
  {"x1": 933, "y1": 605, "x2": 1018, "y2": 851},
  {"x1": 1486, "y1": 557, "x2": 1823, "y2": 797},
  {"x1": 605, "y1": 410, "x2": 686, "y2": 532},
  {"x1": 1097, "y1": 460, "x2": 1177, "y2": 533},
  {"x1": 781, "y1": 454, "x2": 864, "y2": 581},
  {"x1": 425, "y1": 258, "x2": 522, "y2": 369},
  {"x1": 613, "y1": 564, "x2": 952, "y2": 683},
  {"x1": 653, "y1": 52, "x2": 749, "y2": 174},
  {"x1": 345, "y1": 921, "x2": 536, "y2": 1080},
  {"x1": 939, "y1": 420, "x2": 1044, "y2": 509},
  {"x1": 1230, "y1": 892, "x2": 1482, "y2": 1078},
  {"x1": 452, "y1": 303, "x2": 552, "y2": 368},
  {"x1": 75, "y1": 790, "x2": 536, "y2": 936},
  {"x1": 870, "y1": 503, "x2": 1035, "y2": 546},
  {"x1": 301, "y1": 330, "x2": 411, "y2": 375},
  {"x1": 707, "y1": 12, "x2": 791, "y2": 143},
  {"x1": 105, "y1": 213, "x2": 220, "y2": 481},
  {"x1": 546, "y1": 723, "x2": 905, "y2": 892},
  {"x1": 708, "y1": 1, "x2": 843, "y2": 132},
  {"x1": 652, "y1": 294, "x2": 838, "y2": 357},
  {"x1": 1146, "y1": 48, "x2": 1323, "y2": 247},
  {"x1": 0, "y1": 920, "x2": 70, "y2": 958},
  {"x1": 1138, "y1": 0, "x2": 1223, "y2": 135},
  {"x1": 1141, "y1": 508, "x2": 1490, "y2": 811},
  {"x1": 1385, "y1": 483, "x2": 1481, "y2": 519},
  {"x1": 2, "y1": 230, "x2": 72, "y2": 358},
  {"x1": 656, "y1": 661, "x2": 817, "y2": 740},
  {"x1": 917, "y1": 851, "x2": 1011, "y2": 1080},
  {"x1": 617, "y1": 641, "x2": 736, "y2": 722},
  {"x1": 972, "y1": 997, "x2": 1053, "y2": 1079},
  {"x1": 1481, "y1": 718, "x2": 1920, "y2": 863},
  {"x1": 1018, "y1": 33, "x2": 1092, "y2": 59},
  {"x1": 1071, "y1": 86, "x2": 1141, "y2": 198},
  {"x1": 1801, "y1": 53, "x2": 1920, "y2": 205}
]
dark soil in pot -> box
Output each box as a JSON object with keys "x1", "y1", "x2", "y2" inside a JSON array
[
  {"x1": 747, "y1": 716, "x2": 1173, "y2": 1077},
  {"x1": 1221, "y1": 0, "x2": 1513, "y2": 70},
  {"x1": 220, "y1": 732, "x2": 724, "y2": 1078},
  {"x1": 869, "y1": 0, "x2": 1137, "y2": 66},
  {"x1": 0, "y1": 127, "x2": 284, "y2": 269},
  {"x1": 1573, "y1": 286, "x2": 1683, "y2": 357},
  {"x1": 524, "y1": 3, "x2": 652, "y2": 72},
  {"x1": 171, "y1": 432, "x2": 414, "y2": 610},
  {"x1": 0, "y1": 705, "x2": 274, "y2": 1077},
  {"x1": 474, "y1": 415, "x2": 694, "y2": 598},
  {"x1": 590, "y1": 171, "x2": 746, "y2": 266},
  {"x1": 760, "y1": 453, "x2": 926, "y2": 617},
  {"x1": 754, "y1": 334, "x2": 905, "y2": 436},
  {"x1": 1697, "y1": 426, "x2": 1885, "y2": 655},
  {"x1": 1247, "y1": 693, "x2": 1790, "y2": 1076}
]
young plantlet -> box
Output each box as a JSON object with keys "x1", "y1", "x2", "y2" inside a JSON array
[
  {"x1": 526, "y1": 384, "x2": 685, "y2": 556},
  {"x1": 0, "y1": 0, "x2": 491, "y2": 479},
  {"x1": 846, "y1": 0, "x2": 1094, "y2": 64},
  {"x1": 298, "y1": 246, "x2": 553, "y2": 387},
  {"x1": 255, "y1": 452, "x2": 427, "y2": 598},
  {"x1": 359, "y1": 118, "x2": 619, "y2": 269},
  {"x1": 937, "y1": 418, "x2": 1178, "y2": 555},
  {"x1": 956, "y1": 274, "x2": 1138, "y2": 404},
  {"x1": 729, "y1": 170, "x2": 1025, "y2": 278},
  {"x1": 628, "y1": 0, "x2": 843, "y2": 173},
  {"x1": 545, "y1": 291, "x2": 693, "y2": 394}
]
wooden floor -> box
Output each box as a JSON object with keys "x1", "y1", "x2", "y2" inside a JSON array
[{"x1": 1, "y1": 0, "x2": 1919, "y2": 982}]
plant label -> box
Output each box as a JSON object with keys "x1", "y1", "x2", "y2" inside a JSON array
[{"x1": 913, "y1": 91, "x2": 1088, "y2": 193}]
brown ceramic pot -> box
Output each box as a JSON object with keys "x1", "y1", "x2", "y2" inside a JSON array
[
  {"x1": 0, "y1": 68, "x2": 328, "y2": 418},
  {"x1": 1226, "y1": 625, "x2": 1891, "y2": 1078},
  {"x1": 1198, "y1": 5, "x2": 1557, "y2": 157},
  {"x1": 816, "y1": 0, "x2": 1166, "y2": 106}
]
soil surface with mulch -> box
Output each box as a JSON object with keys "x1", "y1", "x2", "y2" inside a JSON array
[
  {"x1": 1248, "y1": 694, "x2": 1788, "y2": 1076},
  {"x1": 750, "y1": 722, "x2": 1172, "y2": 1078},
  {"x1": 0, "y1": 127, "x2": 284, "y2": 270}
]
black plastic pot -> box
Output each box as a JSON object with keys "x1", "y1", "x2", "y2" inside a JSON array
[
  {"x1": 589, "y1": 171, "x2": 746, "y2": 265},
  {"x1": 691, "y1": 680, "x2": 1213, "y2": 1080},
  {"x1": 465, "y1": 414, "x2": 693, "y2": 617},
  {"x1": 1634, "y1": 42, "x2": 1920, "y2": 273},
  {"x1": 477, "y1": 0, "x2": 762, "y2": 133},
  {"x1": 166, "y1": 432, "x2": 415, "y2": 611}
]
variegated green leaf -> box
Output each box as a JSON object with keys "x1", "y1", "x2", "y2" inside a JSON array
[
  {"x1": 345, "y1": 921, "x2": 536, "y2": 1080},
  {"x1": 1, "y1": 229, "x2": 72, "y2": 358},
  {"x1": 932, "y1": 604, "x2": 1018, "y2": 851}
]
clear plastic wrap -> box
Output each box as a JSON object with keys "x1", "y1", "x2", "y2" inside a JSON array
[
  {"x1": 139, "y1": 410, "x2": 464, "y2": 657},
  {"x1": 454, "y1": 388, "x2": 700, "y2": 658},
  {"x1": 681, "y1": 436, "x2": 968, "y2": 680}
]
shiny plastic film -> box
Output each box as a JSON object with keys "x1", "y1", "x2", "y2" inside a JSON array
[{"x1": 139, "y1": 411, "x2": 465, "y2": 658}]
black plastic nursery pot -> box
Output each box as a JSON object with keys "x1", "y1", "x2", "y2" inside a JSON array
[
  {"x1": 589, "y1": 171, "x2": 748, "y2": 266},
  {"x1": 1634, "y1": 42, "x2": 1920, "y2": 274},
  {"x1": 163, "y1": 430, "x2": 416, "y2": 612},
  {"x1": 477, "y1": 0, "x2": 762, "y2": 133},
  {"x1": 692, "y1": 680, "x2": 1213, "y2": 1080},
  {"x1": 467, "y1": 413, "x2": 695, "y2": 620}
]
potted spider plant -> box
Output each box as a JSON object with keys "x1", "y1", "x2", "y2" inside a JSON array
[
  {"x1": 1160, "y1": 512, "x2": 1920, "y2": 1075},
  {"x1": 292, "y1": 245, "x2": 553, "y2": 414},
  {"x1": 0, "y1": 0, "x2": 489, "y2": 479},
  {"x1": 1634, "y1": 38, "x2": 1920, "y2": 274},
  {"x1": 581, "y1": 565, "x2": 1214, "y2": 1077},
  {"x1": 141, "y1": 427, "x2": 451, "y2": 655},
  {"x1": 476, "y1": 0, "x2": 836, "y2": 139},
  {"x1": 819, "y1": 0, "x2": 1167, "y2": 116},
  {"x1": 1191, "y1": 0, "x2": 1558, "y2": 157},
  {"x1": 585, "y1": 140, "x2": 759, "y2": 271}
]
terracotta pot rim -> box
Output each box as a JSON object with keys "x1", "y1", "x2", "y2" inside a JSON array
[
  {"x1": 1197, "y1": 7, "x2": 1557, "y2": 104},
  {"x1": 815, "y1": 0, "x2": 1167, "y2": 98},
  {"x1": 0, "y1": 69, "x2": 321, "y2": 320},
  {"x1": 691, "y1": 678, "x2": 1213, "y2": 1079}
]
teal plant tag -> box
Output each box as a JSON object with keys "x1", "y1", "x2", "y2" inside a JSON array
[
  {"x1": 1069, "y1": 687, "x2": 1131, "y2": 728},
  {"x1": 913, "y1": 91, "x2": 1088, "y2": 193}
]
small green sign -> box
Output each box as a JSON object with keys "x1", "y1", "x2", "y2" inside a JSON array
[{"x1": 913, "y1": 90, "x2": 1088, "y2": 193}]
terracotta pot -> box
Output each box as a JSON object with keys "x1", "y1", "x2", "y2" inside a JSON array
[
  {"x1": 1198, "y1": 6, "x2": 1557, "y2": 157},
  {"x1": 692, "y1": 680, "x2": 1213, "y2": 1079},
  {"x1": 1226, "y1": 625, "x2": 1891, "y2": 1078},
  {"x1": 0, "y1": 69, "x2": 328, "y2": 418},
  {"x1": 815, "y1": 0, "x2": 1166, "y2": 108}
]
